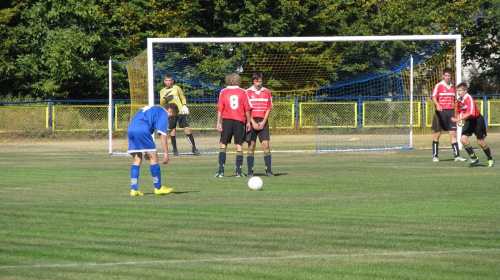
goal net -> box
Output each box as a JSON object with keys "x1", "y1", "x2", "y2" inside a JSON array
[{"x1": 110, "y1": 36, "x2": 461, "y2": 154}]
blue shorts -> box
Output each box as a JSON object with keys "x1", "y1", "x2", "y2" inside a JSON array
[{"x1": 127, "y1": 122, "x2": 157, "y2": 153}]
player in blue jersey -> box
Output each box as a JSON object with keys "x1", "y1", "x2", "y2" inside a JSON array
[{"x1": 127, "y1": 103, "x2": 179, "y2": 196}]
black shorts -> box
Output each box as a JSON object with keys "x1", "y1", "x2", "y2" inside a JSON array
[
  {"x1": 168, "y1": 114, "x2": 189, "y2": 129},
  {"x1": 462, "y1": 115, "x2": 487, "y2": 139},
  {"x1": 245, "y1": 118, "x2": 270, "y2": 143},
  {"x1": 431, "y1": 109, "x2": 457, "y2": 131},
  {"x1": 220, "y1": 119, "x2": 245, "y2": 145}
]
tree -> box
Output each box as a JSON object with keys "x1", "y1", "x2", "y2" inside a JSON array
[
  {"x1": 463, "y1": 0, "x2": 500, "y2": 94},
  {"x1": 0, "y1": 0, "x2": 495, "y2": 100}
]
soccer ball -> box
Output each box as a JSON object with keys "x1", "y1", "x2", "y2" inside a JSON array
[{"x1": 248, "y1": 176, "x2": 263, "y2": 191}]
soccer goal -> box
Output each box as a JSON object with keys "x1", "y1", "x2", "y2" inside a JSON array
[{"x1": 109, "y1": 35, "x2": 462, "y2": 154}]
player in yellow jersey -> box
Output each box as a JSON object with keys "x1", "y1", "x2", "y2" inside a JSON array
[{"x1": 160, "y1": 74, "x2": 201, "y2": 156}]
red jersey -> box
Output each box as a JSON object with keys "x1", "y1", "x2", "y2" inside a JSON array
[
  {"x1": 456, "y1": 93, "x2": 480, "y2": 119},
  {"x1": 431, "y1": 81, "x2": 456, "y2": 110},
  {"x1": 218, "y1": 86, "x2": 252, "y2": 124},
  {"x1": 246, "y1": 86, "x2": 273, "y2": 118}
]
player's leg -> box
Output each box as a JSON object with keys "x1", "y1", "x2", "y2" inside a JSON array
[
  {"x1": 215, "y1": 121, "x2": 231, "y2": 177},
  {"x1": 215, "y1": 142, "x2": 227, "y2": 177},
  {"x1": 235, "y1": 143, "x2": 245, "y2": 177},
  {"x1": 247, "y1": 141, "x2": 256, "y2": 176},
  {"x1": 130, "y1": 153, "x2": 143, "y2": 196},
  {"x1": 431, "y1": 111, "x2": 443, "y2": 162},
  {"x1": 233, "y1": 121, "x2": 246, "y2": 177},
  {"x1": 447, "y1": 110, "x2": 465, "y2": 161},
  {"x1": 475, "y1": 116, "x2": 494, "y2": 167},
  {"x1": 184, "y1": 126, "x2": 200, "y2": 155},
  {"x1": 144, "y1": 151, "x2": 172, "y2": 195},
  {"x1": 127, "y1": 127, "x2": 146, "y2": 196},
  {"x1": 258, "y1": 123, "x2": 274, "y2": 176},
  {"x1": 449, "y1": 130, "x2": 465, "y2": 161},
  {"x1": 462, "y1": 135, "x2": 479, "y2": 166},
  {"x1": 246, "y1": 127, "x2": 256, "y2": 176},
  {"x1": 478, "y1": 139, "x2": 495, "y2": 167},
  {"x1": 262, "y1": 140, "x2": 274, "y2": 177},
  {"x1": 169, "y1": 117, "x2": 179, "y2": 155},
  {"x1": 432, "y1": 131, "x2": 441, "y2": 161}
]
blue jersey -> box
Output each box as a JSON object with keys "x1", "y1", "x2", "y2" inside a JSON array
[
  {"x1": 129, "y1": 106, "x2": 169, "y2": 135},
  {"x1": 127, "y1": 106, "x2": 169, "y2": 153}
]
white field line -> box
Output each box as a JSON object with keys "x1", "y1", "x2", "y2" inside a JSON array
[{"x1": 1, "y1": 248, "x2": 499, "y2": 270}]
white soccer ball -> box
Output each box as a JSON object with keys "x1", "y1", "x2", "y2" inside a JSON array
[{"x1": 248, "y1": 176, "x2": 263, "y2": 191}]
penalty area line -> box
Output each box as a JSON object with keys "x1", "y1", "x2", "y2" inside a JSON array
[{"x1": 1, "y1": 248, "x2": 499, "y2": 270}]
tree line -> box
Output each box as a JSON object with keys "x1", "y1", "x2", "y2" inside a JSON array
[{"x1": 0, "y1": 0, "x2": 498, "y2": 101}]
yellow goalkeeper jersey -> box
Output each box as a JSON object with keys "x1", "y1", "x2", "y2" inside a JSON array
[{"x1": 159, "y1": 85, "x2": 187, "y2": 114}]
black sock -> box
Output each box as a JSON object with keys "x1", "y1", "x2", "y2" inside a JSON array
[
  {"x1": 187, "y1": 133, "x2": 196, "y2": 149},
  {"x1": 464, "y1": 144, "x2": 477, "y2": 159},
  {"x1": 218, "y1": 149, "x2": 226, "y2": 173},
  {"x1": 452, "y1": 142, "x2": 460, "y2": 158},
  {"x1": 247, "y1": 154, "x2": 254, "y2": 174},
  {"x1": 432, "y1": 141, "x2": 439, "y2": 157},
  {"x1": 236, "y1": 152, "x2": 243, "y2": 173},
  {"x1": 264, "y1": 153, "x2": 272, "y2": 172},
  {"x1": 482, "y1": 144, "x2": 493, "y2": 160},
  {"x1": 171, "y1": 136, "x2": 177, "y2": 151}
]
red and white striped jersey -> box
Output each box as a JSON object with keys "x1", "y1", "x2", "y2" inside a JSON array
[
  {"x1": 246, "y1": 86, "x2": 273, "y2": 118},
  {"x1": 431, "y1": 81, "x2": 456, "y2": 110},
  {"x1": 456, "y1": 93, "x2": 480, "y2": 119}
]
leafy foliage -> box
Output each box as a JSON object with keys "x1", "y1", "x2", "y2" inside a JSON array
[{"x1": 0, "y1": 0, "x2": 496, "y2": 100}]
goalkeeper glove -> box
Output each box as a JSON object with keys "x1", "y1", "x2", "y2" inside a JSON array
[{"x1": 182, "y1": 105, "x2": 189, "y2": 115}]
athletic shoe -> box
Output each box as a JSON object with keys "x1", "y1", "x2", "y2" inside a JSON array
[
  {"x1": 192, "y1": 149, "x2": 201, "y2": 156},
  {"x1": 454, "y1": 156, "x2": 467, "y2": 162},
  {"x1": 265, "y1": 171, "x2": 275, "y2": 177},
  {"x1": 154, "y1": 186, "x2": 174, "y2": 195},
  {"x1": 466, "y1": 158, "x2": 479, "y2": 167},
  {"x1": 130, "y1": 189, "x2": 144, "y2": 196},
  {"x1": 235, "y1": 172, "x2": 246, "y2": 178},
  {"x1": 488, "y1": 158, "x2": 495, "y2": 167},
  {"x1": 173, "y1": 150, "x2": 179, "y2": 156},
  {"x1": 247, "y1": 172, "x2": 254, "y2": 177},
  {"x1": 214, "y1": 172, "x2": 224, "y2": 178},
  {"x1": 432, "y1": 157, "x2": 439, "y2": 162}
]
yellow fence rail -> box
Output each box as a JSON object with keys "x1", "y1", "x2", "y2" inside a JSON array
[{"x1": 1, "y1": 99, "x2": 500, "y2": 133}]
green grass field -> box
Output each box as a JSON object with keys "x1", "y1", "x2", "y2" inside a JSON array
[{"x1": 1, "y1": 139, "x2": 499, "y2": 279}]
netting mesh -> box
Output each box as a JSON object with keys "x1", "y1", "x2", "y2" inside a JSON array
[{"x1": 121, "y1": 40, "x2": 458, "y2": 152}]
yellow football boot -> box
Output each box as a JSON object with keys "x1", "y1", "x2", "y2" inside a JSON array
[{"x1": 154, "y1": 186, "x2": 174, "y2": 195}]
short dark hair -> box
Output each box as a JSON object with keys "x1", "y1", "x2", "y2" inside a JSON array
[
  {"x1": 164, "y1": 74, "x2": 174, "y2": 80},
  {"x1": 443, "y1": 68, "x2": 453, "y2": 75},
  {"x1": 164, "y1": 103, "x2": 179, "y2": 115},
  {"x1": 457, "y1": 82, "x2": 467, "y2": 90},
  {"x1": 252, "y1": 72, "x2": 263, "y2": 82}
]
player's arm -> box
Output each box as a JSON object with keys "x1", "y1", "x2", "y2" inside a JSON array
[
  {"x1": 250, "y1": 117, "x2": 259, "y2": 130},
  {"x1": 216, "y1": 111, "x2": 223, "y2": 132},
  {"x1": 260, "y1": 109, "x2": 271, "y2": 127},
  {"x1": 178, "y1": 86, "x2": 187, "y2": 105},
  {"x1": 245, "y1": 110, "x2": 251, "y2": 132},
  {"x1": 452, "y1": 113, "x2": 471, "y2": 123},
  {"x1": 177, "y1": 87, "x2": 190, "y2": 115},
  {"x1": 431, "y1": 96, "x2": 442, "y2": 111},
  {"x1": 159, "y1": 133, "x2": 169, "y2": 164}
]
